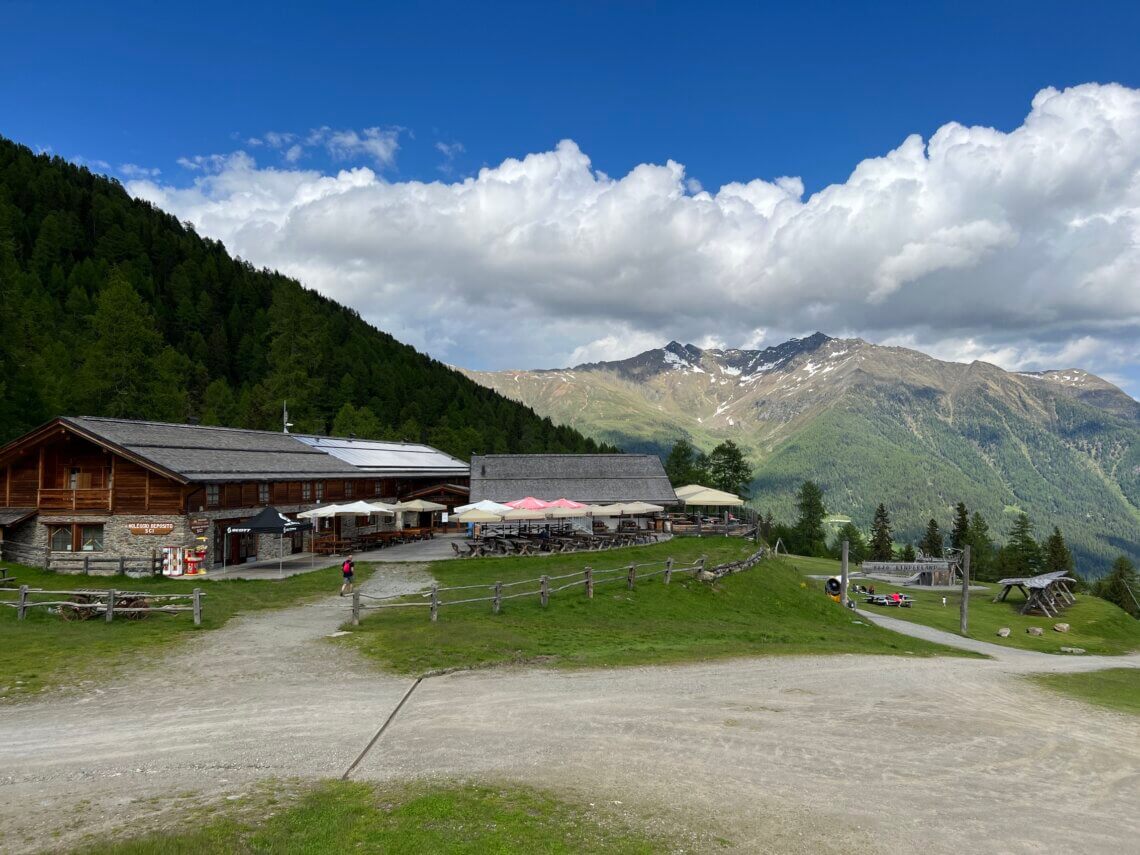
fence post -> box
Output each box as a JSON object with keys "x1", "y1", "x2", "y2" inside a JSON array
[
  {"x1": 540, "y1": 575, "x2": 549, "y2": 607},
  {"x1": 83, "y1": 555, "x2": 90, "y2": 575},
  {"x1": 152, "y1": 549, "x2": 158, "y2": 576},
  {"x1": 627, "y1": 562, "x2": 636, "y2": 590},
  {"x1": 106, "y1": 589, "x2": 116, "y2": 623},
  {"x1": 664, "y1": 557, "x2": 673, "y2": 585},
  {"x1": 698, "y1": 555, "x2": 707, "y2": 572},
  {"x1": 192, "y1": 588, "x2": 202, "y2": 626},
  {"x1": 584, "y1": 567, "x2": 593, "y2": 599},
  {"x1": 44, "y1": 547, "x2": 50, "y2": 571},
  {"x1": 118, "y1": 556, "x2": 125, "y2": 575},
  {"x1": 352, "y1": 591, "x2": 361, "y2": 626},
  {"x1": 17, "y1": 585, "x2": 28, "y2": 620},
  {"x1": 430, "y1": 583, "x2": 439, "y2": 622},
  {"x1": 493, "y1": 581, "x2": 502, "y2": 614},
  {"x1": 841, "y1": 540, "x2": 849, "y2": 608}
]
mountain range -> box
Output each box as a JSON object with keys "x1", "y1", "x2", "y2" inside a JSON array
[{"x1": 463, "y1": 333, "x2": 1140, "y2": 572}]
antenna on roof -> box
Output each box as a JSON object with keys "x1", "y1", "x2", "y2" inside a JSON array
[{"x1": 283, "y1": 401, "x2": 294, "y2": 434}]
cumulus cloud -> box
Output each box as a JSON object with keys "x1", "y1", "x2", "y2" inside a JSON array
[{"x1": 129, "y1": 84, "x2": 1140, "y2": 393}]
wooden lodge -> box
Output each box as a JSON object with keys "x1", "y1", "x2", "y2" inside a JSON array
[{"x1": 0, "y1": 417, "x2": 469, "y2": 571}]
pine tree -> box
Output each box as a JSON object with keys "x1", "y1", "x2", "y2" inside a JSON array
[
  {"x1": 664, "y1": 439, "x2": 708, "y2": 487},
  {"x1": 919, "y1": 518, "x2": 943, "y2": 558},
  {"x1": 900, "y1": 543, "x2": 916, "y2": 561},
  {"x1": 706, "y1": 440, "x2": 752, "y2": 497},
  {"x1": 1094, "y1": 556, "x2": 1139, "y2": 617},
  {"x1": 1043, "y1": 526, "x2": 1075, "y2": 575},
  {"x1": 966, "y1": 511, "x2": 996, "y2": 580},
  {"x1": 950, "y1": 502, "x2": 970, "y2": 551},
  {"x1": 833, "y1": 522, "x2": 868, "y2": 564},
  {"x1": 1002, "y1": 513, "x2": 1042, "y2": 577},
  {"x1": 792, "y1": 480, "x2": 827, "y2": 557},
  {"x1": 869, "y1": 503, "x2": 893, "y2": 561}
]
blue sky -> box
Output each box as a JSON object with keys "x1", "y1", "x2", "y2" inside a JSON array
[
  {"x1": 2, "y1": 1, "x2": 1139, "y2": 394},
  {"x1": 5, "y1": 0, "x2": 1137, "y2": 191}
]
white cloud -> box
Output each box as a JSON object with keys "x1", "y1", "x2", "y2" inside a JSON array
[
  {"x1": 322, "y1": 127, "x2": 400, "y2": 168},
  {"x1": 129, "y1": 84, "x2": 1140, "y2": 394},
  {"x1": 118, "y1": 163, "x2": 161, "y2": 178}
]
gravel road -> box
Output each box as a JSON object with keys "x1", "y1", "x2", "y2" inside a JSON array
[{"x1": 2, "y1": 564, "x2": 1137, "y2": 854}]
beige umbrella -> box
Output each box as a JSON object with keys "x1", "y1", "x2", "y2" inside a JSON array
[
  {"x1": 674, "y1": 484, "x2": 711, "y2": 499},
  {"x1": 593, "y1": 503, "x2": 629, "y2": 515},
  {"x1": 621, "y1": 501, "x2": 665, "y2": 514},
  {"x1": 502, "y1": 508, "x2": 547, "y2": 521},
  {"x1": 549, "y1": 506, "x2": 588, "y2": 519},
  {"x1": 680, "y1": 488, "x2": 742, "y2": 507},
  {"x1": 454, "y1": 508, "x2": 504, "y2": 523},
  {"x1": 394, "y1": 499, "x2": 448, "y2": 511}
]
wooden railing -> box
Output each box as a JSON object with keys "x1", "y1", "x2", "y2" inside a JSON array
[
  {"x1": 0, "y1": 541, "x2": 160, "y2": 575},
  {"x1": 38, "y1": 488, "x2": 112, "y2": 511},
  {"x1": 1, "y1": 585, "x2": 202, "y2": 624}
]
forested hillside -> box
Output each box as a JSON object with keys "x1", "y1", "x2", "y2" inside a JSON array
[{"x1": 0, "y1": 138, "x2": 614, "y2": 458}]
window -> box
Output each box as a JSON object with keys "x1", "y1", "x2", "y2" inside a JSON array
[
  {"x1": 80, "y1": 524, "x2": 104, "y2": 552},
  {"x1": 302, "y1": 481, "x2": 312, "y2": 501},
  {"x1": 316, "y1": 482, "x2": 324, "y2": 502},
  {"x1": 345, "y1": 481, "x2": 355, "y2": 499},
  {"x1": 48, "y1": 523, "x2": 104, "y2": 552},
  {"x1": 206, "y1": 484, "x2": 220, "y2": 507},
  {"x1": 49, "y1": 525, "x2": 73, "y2": 552},
  {"x1": 259, "y1": 483, "x2": 269, "y2": 504}
]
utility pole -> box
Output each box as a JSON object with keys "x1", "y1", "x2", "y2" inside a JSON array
[
  {"x1": 959, "y1": 545, "x2": 971, "y2": 636},
  {"x1": 841, "y1": 539, "x2": 849, "y2": 608}
]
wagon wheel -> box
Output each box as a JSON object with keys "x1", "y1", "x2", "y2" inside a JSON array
[
  {"x1": 119, "y1": 596, "x2": 151, "y2": 620},
  {"x1": 59, "y1": 592, "x2": 98, "y2": 621}
]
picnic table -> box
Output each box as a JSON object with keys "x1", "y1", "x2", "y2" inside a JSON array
[{"x1": 865, "y1": 593, "x2": 913, "y2": 608}]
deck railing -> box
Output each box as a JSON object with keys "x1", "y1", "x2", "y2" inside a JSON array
[{"x1": 38, "y1": 488, "x2": 112, "y2": 511}]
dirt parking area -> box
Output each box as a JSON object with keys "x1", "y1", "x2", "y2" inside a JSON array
[{"x1": 2, "y1": 563, "x2": 1137, "y2": 853}]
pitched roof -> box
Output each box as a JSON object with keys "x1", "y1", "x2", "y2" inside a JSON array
[
  {"x1": 53, "y1": 417, "x2": 468, "y2": 483},
  {"x1": 469, "y1": 454, "x2": 678, "y2": 505}
]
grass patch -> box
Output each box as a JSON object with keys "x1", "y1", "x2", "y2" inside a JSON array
[
  {"x1": 777, "y1": 554, "x2": 1140, "y2": 656},
  {"x1": 0, "y1": 560, "x2": 371, "y2": 701},
  {"x1": 78, "y1": 779, "x2": 679, "y2": 854},
  {"x1": 340, "y1": 539, "x2": 971, "y2": 674},
  {"x1": 1029, "y1": 668, "x2": 1140, "y2": 716}
]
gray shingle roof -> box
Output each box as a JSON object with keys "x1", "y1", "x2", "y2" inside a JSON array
[
  {"x1": 469, "y1": 454, "x2": 678, "y2": 505},
  {"x1": 62, "y1": 417, "x2": 466, "y2": 483}
]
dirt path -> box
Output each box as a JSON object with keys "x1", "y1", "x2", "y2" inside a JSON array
[{"x1": 2, "y1": 564, "x2": 1138, "y2": 854}]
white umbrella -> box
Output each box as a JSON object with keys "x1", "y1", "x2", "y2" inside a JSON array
[
  {"x1": 297, "y1": 504, "x2": 347, "y2": 519},
  {"x1": 338, "y1": 500, "x2": 396, "y2": 515},
  {"x1": 453, "y1": 499, "x2": 513, "y2": 515}
]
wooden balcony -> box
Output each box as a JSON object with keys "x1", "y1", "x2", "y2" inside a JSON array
[{"x1": 39, "y1": 488, "x2": 112, "y2": 512}]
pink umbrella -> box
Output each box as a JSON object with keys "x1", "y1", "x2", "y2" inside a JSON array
[
  {"x1": 548, "y1": 498, "x2": 586, "y2": 509},
  {"x1": 505, "y1": 496, "x2": 553, "y2": 510}
]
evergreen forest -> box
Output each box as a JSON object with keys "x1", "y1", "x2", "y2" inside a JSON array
[{"x1": 0, "y1": 138, "x2": 616, "y2": 458}]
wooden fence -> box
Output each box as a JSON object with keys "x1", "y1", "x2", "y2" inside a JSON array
[
  {"x1": 0, "y1": 540, "x2": 161, "y2": 576},
  {"x1": 1, "y1": 585, "x2": 203, "y2": 625},
  {"x1": 348, "y1": 548, "x2": 767, "y2": 624}
]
